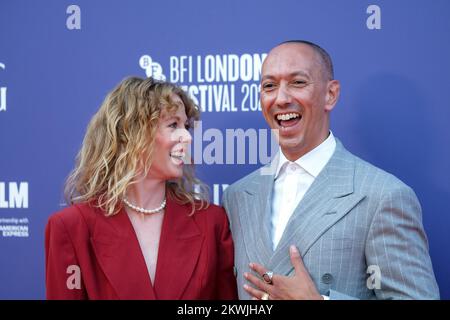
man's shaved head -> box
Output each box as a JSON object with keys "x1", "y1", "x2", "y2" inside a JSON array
[{"x1": 278, "y1": 40, "x2": 334, "y2": 81}]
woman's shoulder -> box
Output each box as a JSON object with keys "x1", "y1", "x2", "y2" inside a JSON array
[
  {"x1": 200, "y1": 202, "x2": 225, "y2": 213},
  {"x1": 47, "y1": 202, "x2": 98, "y2": 230},
  {"x1": 45, "y1": 203, "x2": 104, "y2": 252},
  {"x1": 191, "y1": 202, "x2": 229, "y2": 225}
]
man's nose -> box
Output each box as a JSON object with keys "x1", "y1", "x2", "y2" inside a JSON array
[{"x1": 274, "y1": 84, "x2": 292, "y2": 107}]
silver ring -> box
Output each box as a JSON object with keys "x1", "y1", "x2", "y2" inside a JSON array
[
  {"x1": 262, "y1": 271, "x2": 274, "y2": 284},
  {"x1": 261, "y1": 292, "x2": 270, "y2": 300}
]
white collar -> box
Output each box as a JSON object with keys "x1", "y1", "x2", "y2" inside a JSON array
[{"x1": 275, "y1": 131, "x2": 336, "y2": 179}]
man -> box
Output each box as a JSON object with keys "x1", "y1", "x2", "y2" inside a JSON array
[{"x1": 222, "y1": 40, "x2": 439, "y2": 299}]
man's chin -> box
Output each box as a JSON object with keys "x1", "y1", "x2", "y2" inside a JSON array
[
  {"x1": 279, "y1": 136, "x2": 304, "y2": 149},
  {"x1": 279, "y1": 138, "x2": 307, "y2": 159}
]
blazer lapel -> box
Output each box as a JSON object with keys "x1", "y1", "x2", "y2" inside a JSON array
[
  {"x1": 269, "y1": 140, "x2": 366, "y2": 275},
  {"x1": 237, "y1": 154, "x2": 280, "y2": 266},
  {"x1": 90, "y1": 206, "x2": 155, "y2": 299},
  {"x1": 153, "y1": 198, "x2": 203, "y2": 299}
]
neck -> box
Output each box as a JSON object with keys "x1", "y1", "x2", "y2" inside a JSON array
[
  {"x1": 126, "y1": 178, "x2": 166, "y2": 209},
  {"x1": 282, "y1": 130, "x2": 330, "y2": 161}
]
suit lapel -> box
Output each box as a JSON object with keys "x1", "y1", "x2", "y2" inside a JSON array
[
  {"x1": 269, "y1": 140, "x2": 365, "y2": 275},
  {"x1": 237, "y1": 160, "x2": 278, "y2": 266},
  {"x1": 153, "y1": 198, "x2": 203, "y2": 299},
  {"x1": 90, "y1": 206, "x2": 155, "y2": 299}
]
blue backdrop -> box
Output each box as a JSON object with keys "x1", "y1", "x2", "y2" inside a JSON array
[{"x1": 1, "y1": 0, "x2": 449, "y2": 299}]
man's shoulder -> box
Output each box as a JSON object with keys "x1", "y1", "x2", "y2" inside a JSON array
[
  {"x1": 346, "y1": 149, "x2": 414, "y2": 194},
  {"x1": 224, "y1": 166, "x2": 266, "y2": 195}
]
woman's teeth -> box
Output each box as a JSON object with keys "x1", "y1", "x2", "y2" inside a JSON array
[{"x1": 170, "y1": 152, "x2": 185, "y2": 161}]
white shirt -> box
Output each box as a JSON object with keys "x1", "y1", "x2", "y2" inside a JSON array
[{"x1": 271, "y1": 132, "x2": 336, "y2": 250}]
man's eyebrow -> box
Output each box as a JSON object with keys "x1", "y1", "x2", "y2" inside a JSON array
[
  {"x1": 261, "y1": 75, "x2": 276, "y2": 81},
  {"x1": 289, "y1": 71, "x2": 311, "y2": 78},
  {"x1": 261, "y1": 71, "x2": 311, "y2": 81}
]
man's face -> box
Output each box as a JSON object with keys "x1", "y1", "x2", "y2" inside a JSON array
[{"x1": 260, "y1": 43, "x2": 339, "y2": 161}]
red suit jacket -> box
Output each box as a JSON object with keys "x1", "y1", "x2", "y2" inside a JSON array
[{"x1": 45, "y1": 199, "x2": 238, "y2": 299}]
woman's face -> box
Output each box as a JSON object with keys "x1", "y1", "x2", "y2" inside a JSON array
[{"x1": 148, "y1": 93, "x2": 192, "y2": 181}]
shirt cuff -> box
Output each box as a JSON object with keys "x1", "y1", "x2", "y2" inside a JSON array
[{"x1": 321, "y1": 295, "x2": 330, "y2": 300}]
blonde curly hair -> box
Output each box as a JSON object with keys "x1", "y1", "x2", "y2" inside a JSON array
[{"x1": 64, "y1": 76, "x2": 209, "y2": 216}]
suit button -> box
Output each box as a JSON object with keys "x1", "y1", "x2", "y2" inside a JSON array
[{"x1": 321, "y1": 273, "x2": 333, "y2": 284}]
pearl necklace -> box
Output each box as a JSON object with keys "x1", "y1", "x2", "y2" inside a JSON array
[{"x1": 123, "y1": 197, "x2": 166, "y2": 214}]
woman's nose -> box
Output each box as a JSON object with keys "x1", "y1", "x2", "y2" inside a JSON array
[{"x1": 172, "y1": 128, "x2": 192, "y2": 144}]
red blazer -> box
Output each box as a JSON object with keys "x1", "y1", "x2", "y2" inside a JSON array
[{"x1": 45, "y1": 199, "x2": 238, "y2": 300}]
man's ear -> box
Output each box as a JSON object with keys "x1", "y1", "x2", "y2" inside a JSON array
[{"x1": 325, "y1": 80, "x2": 340, "y2": 112}]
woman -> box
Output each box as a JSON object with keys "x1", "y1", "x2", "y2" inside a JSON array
[{"x1": 45, "y1": 77, "x2": 238, "y2": 299}]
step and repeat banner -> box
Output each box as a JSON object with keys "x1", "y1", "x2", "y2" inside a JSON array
[{"x1": 1, "y1": 0, "x2": 449, "y2": 299}]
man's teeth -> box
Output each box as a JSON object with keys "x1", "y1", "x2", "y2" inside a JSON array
[{"x1": 276, "y1": 113, "x2": 300, "y2": 121}]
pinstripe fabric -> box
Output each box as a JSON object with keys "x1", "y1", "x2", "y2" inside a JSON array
[{"x1": 223, "y1": 139, "x2": 440, "y2": 300}]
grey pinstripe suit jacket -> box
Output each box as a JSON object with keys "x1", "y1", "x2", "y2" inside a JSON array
[{"x1": 222, "y1": 139, "x2": 439, "y2": 299}]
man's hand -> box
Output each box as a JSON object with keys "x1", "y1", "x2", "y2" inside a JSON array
[{"x1": 243, "y1": 245, "x2": 323, "y2": 300}]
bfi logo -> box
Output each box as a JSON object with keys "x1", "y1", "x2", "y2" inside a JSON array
[
  {"x1": 0, "y1": 182, "x2": 29, "y2": 209},
  {"x1": 0, "y1": 62, "x2": 6, "y2": 112}
]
